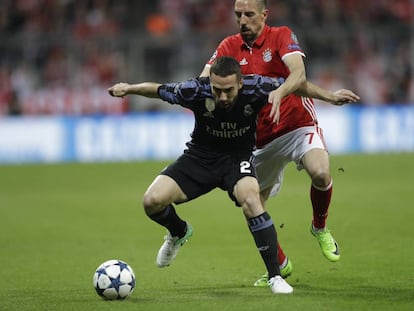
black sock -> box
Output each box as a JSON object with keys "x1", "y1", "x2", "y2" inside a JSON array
[
  {"x1": 247, "y1": 212, "x2": 280, "y2": 278},
  {"x1": 148, "y1": 204, "x2": 187, "y2": 238}
]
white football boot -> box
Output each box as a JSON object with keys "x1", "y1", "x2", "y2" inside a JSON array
[
  {"x1": 156, "y1": 222, "x2": 193, "y2": 267},
  {"x1": 268, "y1": 275, "x2": 293, "y2": 294}
]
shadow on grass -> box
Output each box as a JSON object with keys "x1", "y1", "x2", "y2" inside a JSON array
[
  {"x1": 292, "y1": 282, "x2": 414, "y2": 303},
  {"x1": 132, "y1": 281, "x2": 414, "y2": 305}
]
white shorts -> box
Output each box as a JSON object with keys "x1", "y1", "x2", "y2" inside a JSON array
[{"x1": 253, "y1": 126, "x2": 327, "y2": 197}]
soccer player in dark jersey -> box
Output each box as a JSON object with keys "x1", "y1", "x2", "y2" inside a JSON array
[
  {"x1": 200, "y1": 0, "x2": 360, "y2": 287},
  {"x1": 108, "y1": 56, "x2": 293, "y2": 294}
]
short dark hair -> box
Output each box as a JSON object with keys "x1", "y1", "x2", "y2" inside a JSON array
[{"x1": 210, "y1": 56, "x2": 242, "y2": 81}]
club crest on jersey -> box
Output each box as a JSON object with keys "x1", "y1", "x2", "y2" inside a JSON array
[
  {"x1": 262, "y1": 48, "x2": 272, "y2": 63},
  {"x1": 203, "y1": 98, "x2": 216, "y2": 118},
  {"x1": 244, "y1": 104, "x2": 253, "y2": 117}
]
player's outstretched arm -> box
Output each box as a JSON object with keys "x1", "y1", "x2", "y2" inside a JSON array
[
  {"x1": 108, "y1": 82, "x2": 162, "y2": 98},
  {"x1": 295, "y1": 81, "x2": 360, "y2": 105}
]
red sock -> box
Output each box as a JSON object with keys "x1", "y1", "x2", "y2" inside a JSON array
[
  {"x1": 311, "y1": 179, "x2": 333, "y2": 229},
  {"x1": 277, "y1": 242, "x2": 286, "y2": 266}
]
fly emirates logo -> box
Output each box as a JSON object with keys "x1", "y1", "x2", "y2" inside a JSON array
[{"x1": 206, "y1": 122, "x2": 250, "y2": 138}]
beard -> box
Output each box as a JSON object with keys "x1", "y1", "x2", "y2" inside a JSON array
[{"x1": 240, "y1": 26, "x2": 256, "y2": 45}]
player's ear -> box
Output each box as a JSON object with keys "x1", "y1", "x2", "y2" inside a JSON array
[
  {"x1": 238, "y1": 77, "x2": 243, "y2": 90},
  {"x1": 262, "y1": 9, "x2": 269, "y2": 20}
]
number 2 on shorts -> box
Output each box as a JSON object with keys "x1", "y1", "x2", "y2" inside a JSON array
[{"x1": 240, "y1": 161, "x2": 251, "y2": 173}]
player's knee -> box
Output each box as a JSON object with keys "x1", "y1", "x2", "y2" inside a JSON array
[
  {"x1": 312, "y1": 171, "x2": 331, "y2": 188},
  {"x1": 142, "y1": 191, "x2": 164, "y2": 215}
]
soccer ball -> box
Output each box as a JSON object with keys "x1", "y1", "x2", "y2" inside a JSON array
[{"x1": 93, "y1": 259, "x2": 136, "y2": 300}]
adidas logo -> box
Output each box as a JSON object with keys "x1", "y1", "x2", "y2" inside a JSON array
[{"x1": 239, "y1": 58, "x2": 248, "y2": 65}]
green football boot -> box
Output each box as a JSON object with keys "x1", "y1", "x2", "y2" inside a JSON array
[{"x1": 310, "y1": 224, "x2": 340, "y2": 262}]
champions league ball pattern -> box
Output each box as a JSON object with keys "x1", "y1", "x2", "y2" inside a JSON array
[{"x1": 93, "y1": 259, "x2": 136, "y2": 300}]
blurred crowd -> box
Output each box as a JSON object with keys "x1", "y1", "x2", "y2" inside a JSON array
[{"x1": 0, "y1": 0, "x2": 412, "y2": 116}]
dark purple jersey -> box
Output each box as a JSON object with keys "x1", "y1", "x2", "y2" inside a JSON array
[{"x1": 157, "y1": 75, "x2": 283, "y2": 153}]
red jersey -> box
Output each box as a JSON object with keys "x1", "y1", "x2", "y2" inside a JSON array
[{"x1": 207, "y1": 25, "x2": 317, "y2": 147}]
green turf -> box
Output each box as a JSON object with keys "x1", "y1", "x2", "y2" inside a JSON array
[{"x1": 1, "y1": 153, "x2": 413, "y2": 311}]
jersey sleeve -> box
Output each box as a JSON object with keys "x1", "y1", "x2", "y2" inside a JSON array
[
  {"x1": 242, "y1": 75, "x2": 285, "y2": 102},
  {"x1": 275, "y1": 26, "x2": 305, "y2": 60},
  {"x1": 157, "y1": 77, "x2": 211, "y2": 108}
]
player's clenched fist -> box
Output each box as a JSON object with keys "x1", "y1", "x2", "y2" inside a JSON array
[{"x1": 108, "y1": 83, "x2": 130, "y2": 97}]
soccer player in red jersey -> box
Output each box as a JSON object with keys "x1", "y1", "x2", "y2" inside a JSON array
[{"x1": 200, "y1": 0, "x2": 360, "y2": 287}]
